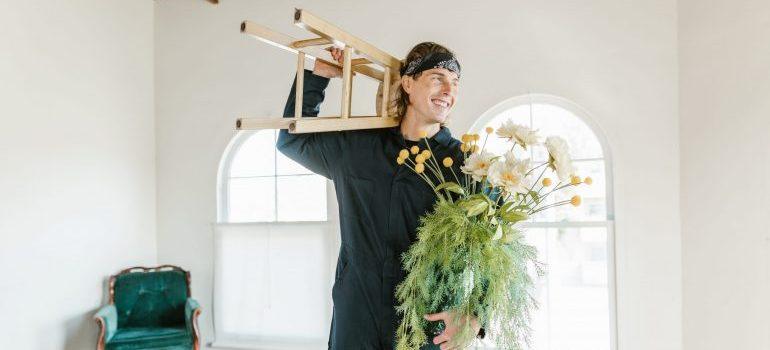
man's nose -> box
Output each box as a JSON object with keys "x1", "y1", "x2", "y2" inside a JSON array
[{"x1": 440, "y1": 82, "x2": 454, "y2": 95}]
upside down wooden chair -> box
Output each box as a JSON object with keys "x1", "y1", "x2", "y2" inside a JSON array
[{"x1": 237, "y1": 8, "x2": 403, "y2": 133}]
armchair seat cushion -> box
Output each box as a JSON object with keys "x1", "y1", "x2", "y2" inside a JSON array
[{"x1": 105, "y1": 326, "x2": 192, "y2": 350}]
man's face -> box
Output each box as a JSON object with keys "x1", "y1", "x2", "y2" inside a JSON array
[{"x1": 402, "y1": 68, "x2": 460, "y2": 124}]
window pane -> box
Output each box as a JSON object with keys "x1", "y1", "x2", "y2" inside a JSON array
[
  {"x1": 530, "y1": 104, "x2": 604, "y2": 161},
  {"x1": 276, "y1": 147, "x2": 314, "y2": 175},
  {"x1": 215, "y1": 224, "x2": 330, "y2": 342},
  {"x1": 525, "y1": 228, "x2": 550, "y2": 349},
  {"x1": 276, "y1": 175, "x2": 327, "y2": 221},
  {"x1": 230, "y1": 130, "x2": 276, "y2": 177},
  {"x1": 228, "y1": 178, "x2": 275, "y2": 222},
  {"x1": 481, "y1": 107, "x2": 532, "y2": 160},
  {"x1": 482, "y1": 103, "x2": 602, "y2": 162},
  {"x1": 542, "y1": 227, "x2": 611, "y2": 350},
  {"x1": 531, "y1": 160, "x2": 607, "y2": 222},
  {"x1": 479, "y1": 227, "x2": 611, "y2": 350}
]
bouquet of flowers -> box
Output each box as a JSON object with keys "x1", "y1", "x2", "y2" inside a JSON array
[{"x1": 394, "y1": 120, "x2": 592, "y2": 350}]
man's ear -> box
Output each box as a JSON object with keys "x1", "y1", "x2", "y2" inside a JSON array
[{"x1": 401, "y1": 75, "x2": 413, "y2": 94}]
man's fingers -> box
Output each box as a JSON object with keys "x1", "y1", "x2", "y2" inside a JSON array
[
  {"x1": 438, "y1": 337, "x2": 459, "y2": 350},
  {"x1": 439, "y1": 342, "x2": 456, "y2": 350},
  {"x1": 424, "y1": 311, "x2": 448, "y2": 321},
  {"x1": 433, "y1": 333, "x2": 449, "y2": 345},
  {"x1": 440, "y1": 343, "x2": 459, "y2": 350},
  {"x1": 330, "y1": 47, "x2": 344, "y2": 64}
]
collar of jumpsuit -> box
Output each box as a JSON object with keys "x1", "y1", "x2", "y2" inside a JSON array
[
  {"x1": 276, "y1": 69, "x2": 465, "y2": 349},
  {"x1": 388, "y1": 123, "x2": 456, "y2": 149}
]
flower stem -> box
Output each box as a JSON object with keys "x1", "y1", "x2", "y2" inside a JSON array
[
  {"x1": 449, "y1": 166, "x2": 463, "y2": 193},
  {"x1": 523, "y1": 166, "x2": 548, "y2": 207},
  {"x1": 404, "y1": 158, "x2": 441, "y2": 197},
  {"x1": 422, "y1": 138, "x2": 446, "y2": 184},
  {"x1": 525, "y1": 162, "x2": 548, "y2": 176},
  {"x1": 529, "y1": 200, "x2": 571, "y2": 214}
]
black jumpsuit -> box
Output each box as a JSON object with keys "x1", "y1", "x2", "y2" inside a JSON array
[{"x1": 277, "y1": 70, "x2": 465, "y2": 349}]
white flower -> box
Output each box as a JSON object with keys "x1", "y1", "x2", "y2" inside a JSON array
[
  {"x1": 545, "y1": 136, "x2": 574, "y2": 181},
  {"x1": 496, "y1": 120, "x2": 540, "y2": 149},
  {"x1": 488, "y1": 151, "x2": 531, "y2": 194},
  {"x1": 461, "y1": 151, "x2": 496, "y2": 182}
]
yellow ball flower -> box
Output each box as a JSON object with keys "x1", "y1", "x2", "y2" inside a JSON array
[
  {"x1": 473, "y1": 134, "x2": 480, "y2": 141},
  {"x1": 399, "y1": 149, "x2": 409, "y2": 159},
  {"x1": 570, "y1": 195, "x2": 582, "y2": 206},
  {"x1": 396, "y1": 157, "x2": 405, "y2": 165},
  {"x1": 421, "y1": 150, "x2": 431, "y2": 159},
  {"x1": 570, "y1": 175, "x2": 582, "y2": 185},
  {"x1": 584, "y1": 176, "x2": 593, "y2": 185},
  {"x1": 460, "y1": 143, "x2": 470, "y2": 152},
  {"x1": 442, "y1": 157, "x2": 454, "y2": 167},
  {"x1": 415, "y1": 163, "x2": 425, "y2": 173},
  {"x1": 415, "y1": 154, "x2": 426, "y2": 164},
  {"x1": 485, "y1": 126, "x2": 494, "y2": 134},
  {"x1": 542, "y1": 177, "x2": 552, "y2": 187},
  {"x1": 418, "y1": 130, "x2": 428, "y2": 138},
  {"x1": 461, "y1": 134, "x2": 472, "y2": 143},
  {"x1": 410, "y1": 146, "x2": 420, "y2": 155}
]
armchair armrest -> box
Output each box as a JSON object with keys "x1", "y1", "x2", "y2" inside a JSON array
[
  {"x1": 185, "y1": 298, "x2": 202, "y2": 350},
  {"x1": 94, "y1": 304, "x2": 117, "y2": 349}
]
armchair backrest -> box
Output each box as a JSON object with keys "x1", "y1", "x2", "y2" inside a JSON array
[{"x1": 110, "y1": 265, "x2": 190, "y2": 328}]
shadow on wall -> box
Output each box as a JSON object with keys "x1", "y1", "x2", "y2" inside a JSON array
[
  {"x1": 63, "y1": 275, "x2": 110, "y2": 350},
  {"x1": 63, "y1": 308, "x2": 99, "y2": 350}
]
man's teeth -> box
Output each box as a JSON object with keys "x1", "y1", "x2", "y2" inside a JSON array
[{"x1": 432, "y1": 99, "x2": 449, "y2": 107}]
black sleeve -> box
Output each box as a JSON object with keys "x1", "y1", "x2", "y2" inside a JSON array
[{"x1": 275, "y1": 69, "x2": 345, "y2": 180}]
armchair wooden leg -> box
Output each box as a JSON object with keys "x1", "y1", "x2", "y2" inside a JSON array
[
  {"x1": 192, "y1": 308, "x2": 202, "y2": 350},
  {"x1": 95, "y1": 317, "x2": 106, "y2": 350}
]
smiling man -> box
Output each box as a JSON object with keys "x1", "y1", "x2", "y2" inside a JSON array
[{"x1": 277, "y1": 42, "x2": 484, "y2": 350}]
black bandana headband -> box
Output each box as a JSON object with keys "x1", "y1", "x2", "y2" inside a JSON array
[{"x1": 400, "y1": 52, "x2": 461, "y2": 78}]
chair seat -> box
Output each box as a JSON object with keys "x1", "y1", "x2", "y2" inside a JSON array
[{"x1": 106, "y1": 326, "x2": 192, "y2": 350}]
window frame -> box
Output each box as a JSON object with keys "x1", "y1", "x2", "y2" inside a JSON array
[
  {"x1": 217, "y1": 129, "x2": 329, "y2": 223},
  {"x1": 213, "y1": 130, "x2": 339, "y2": 349},
  {"x1": 469, "y1": 93, "x2": 618, "y2": 350}
]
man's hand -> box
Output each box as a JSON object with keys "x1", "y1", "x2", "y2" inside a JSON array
[
  {"x1": 312, "y1": 47, "x2": 344, "y2": 78},
  {"x1": 424, "y1": 311, "x2": 481, "y2": 350}
]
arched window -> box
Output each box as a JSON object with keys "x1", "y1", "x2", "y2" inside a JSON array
[
  {"x1": 213, "y1": 130, "x2": 335, "y2": 348},
  {"x1": 218, "y1": 130, "x2": 327, "y2": 223},
  {"x1": 471, "y1": 94, "x2": 616, "y2": 350}
]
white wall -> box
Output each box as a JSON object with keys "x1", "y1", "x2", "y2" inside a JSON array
[
  {"x1": 155, "y1": 1, "x2": 681, "y2": 349},
  {"x1": 0, "y1": 1, "x2": 156, "y2": 349},
  {"x1": 679, "y1": 1, "x2": 770, "y2": 349}
]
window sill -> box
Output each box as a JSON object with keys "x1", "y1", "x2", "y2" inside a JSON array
[
  {"x1": 208, "y1": 339, "x2": 327, "y2": 350},
  {"x1": 208, "y1": 339, "x2": 497, "y2": 350},
  {"x1": 213, "y1": 220, "x2": 330, "y2": 227}
]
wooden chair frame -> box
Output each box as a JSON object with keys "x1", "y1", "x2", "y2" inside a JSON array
[{"x1": 237, "y1": 9, "x2": 402, "y2": 133}]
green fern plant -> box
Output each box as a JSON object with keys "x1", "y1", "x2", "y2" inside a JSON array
[{"x1": 393, "y1": 125, "x2": 590, "y2": 349}]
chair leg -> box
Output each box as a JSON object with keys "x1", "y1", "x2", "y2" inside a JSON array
[
  {"x1": 192, "y1": 308, "x2": 202, "y2": 350},
  {"x1": 95, "y1": 317, "x2": 106, "y2": 350}
]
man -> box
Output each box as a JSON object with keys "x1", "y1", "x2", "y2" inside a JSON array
[{"x1": 277, "y1": 42, "x2": 483, "y2": 350}]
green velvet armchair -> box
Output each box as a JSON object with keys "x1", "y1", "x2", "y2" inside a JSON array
[{"x1": 94, "y1": 265, "x2": 202, "y2": 350}]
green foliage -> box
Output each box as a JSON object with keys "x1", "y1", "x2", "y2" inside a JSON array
[
  {"x1": 435, "y1": 181, "x2": 466, "y2": 196},
  {"x1": 395, "y1": 200, "x2": 544, "y2": 350},
  {"x1": 392, "y1": 131, "x2": 583, "y2": 349},
  {"x1": 500, "y1": 209, "x2": 528, "y2": 224}
]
